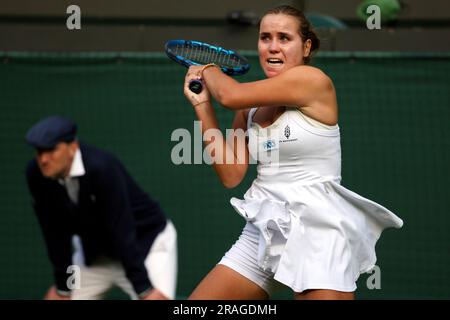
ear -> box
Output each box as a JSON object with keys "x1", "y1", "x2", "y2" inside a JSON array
[
  {"x1": 69, "y1": 140, "x2": 79, "y2": 156},
  {"x1": 303, "y1": 39, "x2": 312, "y2": 58}
]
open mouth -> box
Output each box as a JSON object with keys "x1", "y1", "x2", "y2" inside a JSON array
[{"x1": 267, "y1": 58, "x2": 284, "y2": 66}]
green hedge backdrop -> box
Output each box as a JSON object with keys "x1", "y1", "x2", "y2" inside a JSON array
[{"x1": 0, "y1": 52, "x2": 448, "y2": 299}]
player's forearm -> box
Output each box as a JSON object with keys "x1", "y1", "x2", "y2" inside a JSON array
[
  {"x1": 193, "y1": 102, "x2": 247, "y2": 188},
  {"x1": 202, "y1": 68, "x2": 246, "y2": 110}
]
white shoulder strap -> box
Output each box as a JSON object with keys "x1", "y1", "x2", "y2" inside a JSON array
[{"x1": 247, "y1": 108, "x2": 257, "y2": 130}]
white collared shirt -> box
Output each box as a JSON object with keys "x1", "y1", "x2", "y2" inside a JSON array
[{"x1": 58, "y1": 148, "x2": 85, "y2": 204}]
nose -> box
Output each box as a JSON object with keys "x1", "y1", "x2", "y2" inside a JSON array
[
  {"x1": 37, "y1": 151, "x2": 51, "y2": 164},
  {"x1": 268, "y1": 39, "x2": 280, "y2": 53}
]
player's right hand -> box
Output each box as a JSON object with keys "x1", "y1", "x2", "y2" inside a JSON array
[{"x1": 184, "y1": 66, "x2": 211, "y2": 107}]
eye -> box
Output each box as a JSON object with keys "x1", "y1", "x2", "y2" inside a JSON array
[
  {"x1": 279, "y1": 35, "x2": 290, "y2": 41},
  {"x1": 259, "y1": 34, "x2": 270, "y2": 41}
]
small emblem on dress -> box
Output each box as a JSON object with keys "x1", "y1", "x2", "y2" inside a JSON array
[
  {"x1": 284, "y1": 125, "x2": 290, "y2": 139},
  {"x1": 263, "y1": 140, "x2": 276, "y2": 150}
]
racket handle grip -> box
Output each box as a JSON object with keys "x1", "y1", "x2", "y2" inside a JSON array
[{"x1": 189, "y1": 80, "x2": 203, "y2": 94}]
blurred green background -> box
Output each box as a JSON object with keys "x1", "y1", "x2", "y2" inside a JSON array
[{"x1": 0, "y1": 51, "x2": 448, "y2": 299}]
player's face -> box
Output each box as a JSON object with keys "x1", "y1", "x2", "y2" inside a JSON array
[
  {"x1": 258, "y1": 14, "x2": 311, "y2": 78},
  {"x1": 36, "y1": 142, "x2": 77, "y2": 179}
]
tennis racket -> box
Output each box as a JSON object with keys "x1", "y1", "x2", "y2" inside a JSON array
[{"x1": 165, "y1": 40, "x2": 251, "y2": 94}]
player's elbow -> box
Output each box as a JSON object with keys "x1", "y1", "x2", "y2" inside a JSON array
[
  {"x1": 222, "y1": 177, "x2": 242, "y2": 189},
  {"x1": 219, "y1": 167, "x2": 246, "y2": 189}
]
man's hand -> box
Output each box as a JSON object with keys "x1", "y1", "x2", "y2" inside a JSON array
[
  {"x1": 44, "y1": 286, "x2": 71, "y2": 300},
  {"x1": 140, "y1": 288, "x2": 169, "y2": 300}
]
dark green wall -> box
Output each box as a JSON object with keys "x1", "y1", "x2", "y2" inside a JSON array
[{"x1": 0, "y1": 52, "x2": 448, "y2": 299}]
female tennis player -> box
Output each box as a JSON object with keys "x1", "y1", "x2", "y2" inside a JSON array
[{"x1": 183, "y1": 5, "x2": 403, "y2": 300}]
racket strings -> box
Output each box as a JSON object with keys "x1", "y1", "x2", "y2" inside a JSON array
[{"x1": 171, "y1": 44, "x2": 242, "y2": 68}]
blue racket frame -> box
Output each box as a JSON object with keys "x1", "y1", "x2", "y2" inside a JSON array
[{"x1": 165, "y1": 40, "x2": 251, "y2": 76}]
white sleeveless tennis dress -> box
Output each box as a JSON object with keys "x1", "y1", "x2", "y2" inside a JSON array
[{"x1": 219, "y1": 107, "x2": 403, "y2": 294}]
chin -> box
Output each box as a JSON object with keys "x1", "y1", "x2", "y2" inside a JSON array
[
  {"x1": 41, "y1": 169, "x2": 58, "y2": 179},
  {"x1": 42, "y1": 172, "x2": 55, "y2": 179},
  {"x1": 265, "y1": 69, "x2": 281, "y2": 78},
  {"x1": 263, "y1": 64, "x2": 287, "y2": 77}
]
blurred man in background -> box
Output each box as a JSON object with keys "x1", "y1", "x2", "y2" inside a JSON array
[{"x1": 25, "y1": 115, "x2": 177, "y2": 300}]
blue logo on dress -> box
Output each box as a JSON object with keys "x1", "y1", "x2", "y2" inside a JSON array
[{"x1": 263, "y1": 139, "x2": 276, "y2": 150}]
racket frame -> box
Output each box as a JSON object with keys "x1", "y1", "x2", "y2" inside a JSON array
[{"x1": 165, "y1": 40, "x2": 250, "y2": 76}]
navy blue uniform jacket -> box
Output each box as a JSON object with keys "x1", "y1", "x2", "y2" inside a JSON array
[{"x1": 26, "y1": 143, "x2": 167, "y2": 296}]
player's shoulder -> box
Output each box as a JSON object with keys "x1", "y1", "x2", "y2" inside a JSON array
[
  {"x1": 288, "y1": 65, "x2": 330, "y2": 80},
  {"x1": 285, "y1": 65, "x2": 334, "y2": 92}
]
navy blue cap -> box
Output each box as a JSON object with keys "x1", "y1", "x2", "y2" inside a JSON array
[{"x1": 25, "y1": 115, "x2": 77, "y2": 149}]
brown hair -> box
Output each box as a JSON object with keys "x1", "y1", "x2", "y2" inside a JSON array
[{"x1": 261, "y1": 5, "x2": 320, "y2": 64}]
